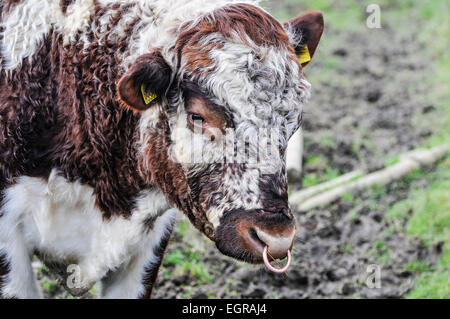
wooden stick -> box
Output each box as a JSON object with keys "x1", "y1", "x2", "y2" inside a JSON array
[
  {"x1": 290, "y1": 145, "x2": 450, "y2": 211},
  {"x1": 289, "y1": 170, "x2": 364, "y2": 203}
]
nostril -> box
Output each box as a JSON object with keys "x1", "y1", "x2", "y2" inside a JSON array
[
  {"x1": 248, "y1": 228, "x2": 267, "y2": 248},
  {"x1": 254, "y1": 227, "x2": 295, "y2": 259}
]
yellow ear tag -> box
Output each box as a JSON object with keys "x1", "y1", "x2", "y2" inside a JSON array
[
  {"x1": 298, "y1": 45, "x2": 311, "y2": 65},
  {"x1": 141, "y1": 84, "x2": 158, "y2": 105}
]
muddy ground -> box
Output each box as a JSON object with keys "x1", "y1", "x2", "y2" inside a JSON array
[{"x1": 36, "y1": 5, "x2": 443, "y2": 299}]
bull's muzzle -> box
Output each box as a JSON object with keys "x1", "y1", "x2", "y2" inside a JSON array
[{"x1": 214, "y1": 208, "x2": 296, "y2": 271}]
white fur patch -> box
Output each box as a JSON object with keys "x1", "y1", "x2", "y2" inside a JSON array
[
  {"x1": 0, "y1": 1, "x2": 60, "y2": 70},
  {"x1": 0, "y1": 169, "x2": 176, "y2": 298},
  {"x1": 0, "y1": 0, "x2": 98, "y2": 69},
  {"x1": 60, "y1": 0, "x2": 95, "y2": 45}
]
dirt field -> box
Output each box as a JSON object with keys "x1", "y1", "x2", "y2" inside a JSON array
[{"x1": 35, "y1": 0, "x2": 449, "y2": 299}]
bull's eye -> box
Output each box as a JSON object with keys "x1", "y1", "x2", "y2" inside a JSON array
[
  {"x1": 188, "y1": 113, "x2": 209, "y2": 129},
  {"x1": 191, "y1": 114, "x2": 204, "y2": 122}
]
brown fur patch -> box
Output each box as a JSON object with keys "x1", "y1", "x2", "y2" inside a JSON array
[
  {"x1": 175, "y1": 3, "x2": 294, "y2": 78},
  {"x1": 60, "y1": 0, "x2": 75, "y2": 14},
  {"x1": 178, "y1": 3, "x2": 290, "y2": 49},
  {"x1": 1, "y1": 0, "x2": 23, "y2": 15},
  {"x1": 52, "y1": 14, "x2": 145, "y2": 218},
  {"x1": 0, "y1": 2, "x2": 149, "y2": 219}
]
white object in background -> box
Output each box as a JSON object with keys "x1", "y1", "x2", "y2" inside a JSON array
[{"x1": 286, "y1": 128, "x2": 303, "y2": 179}]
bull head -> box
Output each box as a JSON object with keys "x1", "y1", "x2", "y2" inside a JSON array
[{"x1": 117, "y1": 5, "x2": 324, "y2": 265}]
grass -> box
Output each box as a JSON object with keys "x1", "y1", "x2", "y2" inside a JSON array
[
  {"x1": 405, "y1": 260, "x2": 430, "y2": 273},
  {"x1": 351, "y1": 138, "x2": 377, "y2": 162},
  {"x1": 320, "y1": 136, "x2": 335, "y2": 148},
  {"x1": 384, "y1": 154, "x2": 400, "y2": 167},
  {"x1": 305, "y1": 154, "x2": 327, "y2": 167},
  {"x1": 301, "y1": 173, "x2": 319, "y2": 187},
  {"x1": 374, "y1": 240, "x2": 390, "y2": 265},
  {"x1": 386, "y1": 156, "x2": 450, "y2": 298},
  {"x1": 163, "y1": 247, "x2": 213, "y2": 284},
  {"x1": 341, "y1": 192, "x2": 354, "y2": 203},
  {"x1": 264, "y1": 0, "x2": 365, "y2": 31},
  {"x1": 301, "y1": 167, "x2": 340, "y2": 187},
  {"x1": 40, "y1": 277, "x2": 60, "y2": 295},
  {"x1": 407, "y1": 271, "x2": 449, "y2": 298},
  {"x1": 176, "y1": 219, "x2": 190, "y2": 237},
  {"x1": 403, "y1": 258, "x2": 449, "y2": 298},
  {"x1": 302, "y1": 153, "x2": 340, "y2": 187},
  {"x1": 164, "y1": 218, "x2": 214, "y2": 285},
  {"x1": 160, "y1": 218, "x2": 214, "y2": 285},
  {"x1": 408, "y1": 0, "x2": 450, "y2": 149},
  {"x1": 342, "y1": 243, "x2": 353, "y2": 254}
]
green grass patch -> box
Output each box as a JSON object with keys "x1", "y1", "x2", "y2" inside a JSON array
[
  {"x1": 302, "y1": 173, "x2": 319, "y2": 187},
  {"x1": 407, "y1": 272, "x2": 449, "y2": 299},
  {"x1": 413, "y1": 0, "x2": 450, "y2": 147},
  {"x1": 370, "y1": 240, "x2": 390, "y2": 265},
  {"x1": 366, "y1": 184, "x2": 388, "y2": 199},
  {"x1": 341, "y1": 192, "x2": 354, "y2": 202},
  {"x1": 40, "y1": 277, "x2": 59, "y2": 295},
  {"x1": 405, "y1": 260, "x2": 431, "y2": 273},
  {"x1": 324, "y1": 167, "x2": 340, "y2": 180},
  {"x1": 403, "y1": 2, "x2": 449, "y2": 297},
  {"x1": 176, "y1": 219, "x2": 190, "y2": 237},
  {"x1": 306, "y1": 154, "x2": 327, "y2": 166},
  {"x1": 301, "y1": 167, "x2": 341, "y2": 188},
  {"x1": 342, "y1": 243, "x2": 353, "y2": 253},
  {"x1": 386, "y1": 157, "x2": 450, "y2": 298},
  {"x1": 384, "y1": 154, "x2": 400, "y2": 167},
  {"x1": 163, "y1": 248, "x2": 213, "y2": 284},
  {"x1": 320, "y1": 136, "x2": 335, "y2": 148}
]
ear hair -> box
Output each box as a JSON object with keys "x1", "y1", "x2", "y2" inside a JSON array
[
  {"x1": 117, "y1": 51, "x2": 172, "y2": 112},
  {"x1": 284, "y1": 11, "x2": 324, "y2": 67}
]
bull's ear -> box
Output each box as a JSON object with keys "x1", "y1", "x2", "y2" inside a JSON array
[
  {"x1": 284, "y1": 11, "x2": 324, "y2": 67},
  {"x1": 117, "y1": 51, "x2": 171, "y2": 111}
]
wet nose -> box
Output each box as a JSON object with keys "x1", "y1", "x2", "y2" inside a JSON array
[
  {"x1": 253, "y1": 225, "x2": 295, "y2": 259},
  {"x1": 240, "y1": 210, "x2": 296, "y2": 260}
]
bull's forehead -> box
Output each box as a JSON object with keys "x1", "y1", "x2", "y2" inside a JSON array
[
  {"x1": 174, "y1": 2, "x2": 311, "y2": 132},
  {"x1": 183, "y1": 39, "x2": 310, "y2": 134}
]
